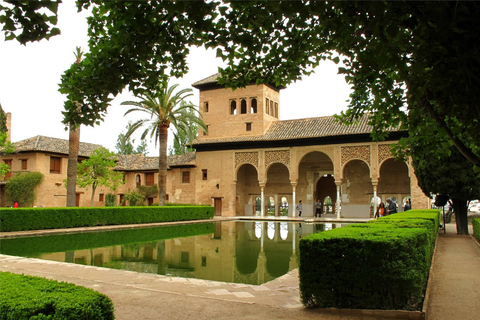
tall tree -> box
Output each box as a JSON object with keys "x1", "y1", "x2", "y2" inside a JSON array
[
  {"x1": 76, "y1": 147, "x2": 124, "y2": 207},
  {"x1": 66, "y1": 46, "x2": 83, "y2": 207},
  {"x1": 121, "y1": 81, "x2": 207, "y2": 206}
]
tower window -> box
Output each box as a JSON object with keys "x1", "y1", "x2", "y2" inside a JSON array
[
  {"x1": 203, "y1": 101, "x2": 209, "y2": 113},
  {"x1": 240, "y1": 99, "x2": 247, "y2": 114},
  {"x1": 50, "y1": 157, "x2": 61, "y2": 173},
  {"x1": 182, "y1": 171, "x2": 190, "y2": 184},
  {"x1": 251, "y1": 98, "x2": 257, "y2": 113},
  {"x1": 275, "y1": 102, "x2": 279, "y2": 118},
  {"x1": 246, "y1": 122, "x2": 252, "y2": 131},
  {"x1": 270, "y1": 100, "x2": 274, "y2": 116},
  {"x1": 21, "y1": 159, "x2": 28, "y2": 170},
  {"x1": 230, "y1": 100, "x2": 237, "y2": 115},
  {"x1": 202, "y1": 169, "x2": 208, "y2": 180},
  {"x1": 265, "y1": 98, "x2": 269, "y2": 114}
]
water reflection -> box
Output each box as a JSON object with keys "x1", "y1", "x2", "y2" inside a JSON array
[{"x1": 2, "y1": 221, "x2": 341, "y2": 285}]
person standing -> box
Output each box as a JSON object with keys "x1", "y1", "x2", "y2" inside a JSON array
[
  {"x1": 375, "y1": 202, "x2": 385, "y2": 219},
  {"x1": 315, "y1": 199, "x2": 322, "y2": 218},
  {"x1": 403, "y1": 199, "x2": 411, "y2": 211},
  {"x1": 386, "y1": 198, "x2": 397, "y2": 215},
  {"x1": 296, "y1": 200, "x2": 303, "y2": 217}
]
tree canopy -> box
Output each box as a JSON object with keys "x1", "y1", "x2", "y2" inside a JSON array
[{"x1": 3, "y1": 1, "x2": 480, "y2": 169}]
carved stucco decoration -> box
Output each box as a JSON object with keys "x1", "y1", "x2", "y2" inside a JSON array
[
  {"x1": 341, "y1": 145, "x2": 371, "y2": 166},
  {"x1": 235, "y1": 151, "x2": 259, "y2": 168},
  {"x1": 378, "y1": 144, "x2": 393, "y2": 165},
  {"x1": 265, "y1": 150, "x2": 290, "y2": 168}
]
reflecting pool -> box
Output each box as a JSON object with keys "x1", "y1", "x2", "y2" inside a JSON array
[{"x1": 0, "y1": 221, "x2": 342, "y2": 285}]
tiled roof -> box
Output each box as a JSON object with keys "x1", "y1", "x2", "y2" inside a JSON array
[
  {"x1": 116, "y1": 152, "x2": 196, "y2": 171},
  {"x1": 192, "y1": 73, "x2": 221, "y2": 88},
  {"x1": 192, "y1": 114, "x2": 400, "y2": 146},
  {"x1": 11, "y1": 135, "x2": 103, "y2": 157}
]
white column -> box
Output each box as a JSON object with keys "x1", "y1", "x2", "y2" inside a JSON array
[
  {"x1": 260, "y1": 185, "x2": 265, "y2": 217},
  {"x1": 336, "y1": 182, "x2": 341, "y2": 219},
  {"x1": 372, "y1": 182, "x2": 378, "y2": 218},
  {"x1": 291, "y1": 183, "x2": 297, "y2": 218}
]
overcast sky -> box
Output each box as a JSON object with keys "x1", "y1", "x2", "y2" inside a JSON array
[{"x1": 0, "y1": 2, "x2": 352, "y2": 156}]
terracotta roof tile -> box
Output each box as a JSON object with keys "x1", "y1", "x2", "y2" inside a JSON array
[
  {"x1": 12, "y1": 135, "x2": 103, "y2": 157},
  {"x1": 116, "y1": 152, "x2": 196, "y2": 171},
  {"x1": 192, "y1": 114, "x2": 400, "y2": 145}
]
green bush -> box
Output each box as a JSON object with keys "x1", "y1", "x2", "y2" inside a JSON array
[
  {"x1": 299, "y1": 209, "x2": 440, "y2": 311},
  {"x1": 0, "y1": 272, "x2": 114, "y2": 320},
  {"x1": 105, "y1": 193, "x2": 116, "y2": 207},
  {"x1": 0, "y1": 205, "x2": 214, "y2": 232},
  {"x1": 5, "y1": 171, "x2": 44, "y2": 207},
  {"x1": 473, "y1": 217, "x2": 480, "y2": 242}
]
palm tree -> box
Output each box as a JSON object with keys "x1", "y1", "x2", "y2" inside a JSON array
[
  {"x1": 121, "y1": 81, "x2": 207, "y2": 206},
  {"x1": 66, "y1": 46, "x2": 83, "y2": 207}
]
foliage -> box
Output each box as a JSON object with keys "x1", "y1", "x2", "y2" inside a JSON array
[
  {"x1": 5, "y1": 171, "x2": 44, "y2": 207},
  {"x1": 121, "y1": 80, "x2": 207, "y2": 206},
  {"x1": 0, "y1": 1, "x2": 60, "y2": 43},
  {"x1": 168, "y1": 101, "x2": 198, "y2": 155},
  {"x1": 76, "y1": 147, "x2": 124, "y2": 206},
  {"x1": 137, "y1": 184, "x2": 158, "y2": 200},
  {"x1": 123, "y1": 190, "x2": 144, "y2": 206},
  {"x1": 214, "y1": 1, "x2": 480, "y2": 169},
  {"x1": 115, "y1": 121, "x2": 148, "y2": 155},
  {"x1": 0, "y1": 205, "x2": 215, "y2": 232},
  {"x1": 0, "y1": 271, "x2": 114, "y2": 320},
  {"x1": 299, "y1": 210, "x2": 439, "y2": 310},
  {"x1": 0, "y1": 223, "x2": 214, "y2": 257},
  {"x1": 473, "y1": 218, "x2": 480, "y2": 243},
  {"x1": 412, "y1": 139, "x2": 480, "y2": 234},
  {"x1": 104, "y1": 193, "x2": 116, "y2": 207}
]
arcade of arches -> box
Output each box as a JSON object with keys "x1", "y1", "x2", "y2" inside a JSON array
[{"x1": 232, "y1": 144, "x2": 427, "y2": 218}]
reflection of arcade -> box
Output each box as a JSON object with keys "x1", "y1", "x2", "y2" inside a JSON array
[{"x1": 38, "y1": 221, "x2": 337, "y2": 286}]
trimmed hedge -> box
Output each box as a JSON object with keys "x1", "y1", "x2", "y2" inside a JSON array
[
  {"x1": 0, "y1": 205, "x2": 214, "y2": 232},
  {"x1": 0, "y1": 272, "x2": 114, "y2": 320},
  {"x1": 0, "y1": 222, "x2": 214, "y2": 257},
  {"x1": 473, "y1": 217, "x2": 480, "y2": 242},
  {"x1": 299, "y1": 209, "x2": 440, "y2": 311}
]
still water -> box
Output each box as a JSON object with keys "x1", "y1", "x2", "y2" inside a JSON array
[{"x1": 0, "y1": 221, "x2": 341, "y2": 285}]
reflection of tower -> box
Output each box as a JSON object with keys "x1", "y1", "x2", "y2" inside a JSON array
[
  {"x1": 257, "y1": 221, "x2": 267, "y2": 284},
  {"x1": 156, "y1": 240, "x2": 166, "y2": 275}
]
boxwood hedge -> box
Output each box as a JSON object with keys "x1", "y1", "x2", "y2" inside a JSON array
[
  {"x1": 0, "y1": 272, "x2": 114, "y2": 320},
  {"x1": 299, "y1": 209, "x2": 440, "y2": 311},
  {"x1": 473, "y1": 217, "x2": 480, "y2": 242},
  {"x1": 0, "y1": 205, "x2": 214, "y2": 232}
]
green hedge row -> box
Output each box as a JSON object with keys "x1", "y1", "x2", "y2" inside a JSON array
[
  {"x1": 0, "y1": 222, "x2": 214, "y2": 257},
  {"x1": 299, "y1": 209, "x2": 440, "y2": 311},
  {"x1": 0, "y1": 272, "x2": 114, "y2": 320},
  {"x1": 473, "y1": 217, "x2": 480, "y2": 242},
  {"x1": 0, "y1": 206, "x2": 214, "y2": 232}
]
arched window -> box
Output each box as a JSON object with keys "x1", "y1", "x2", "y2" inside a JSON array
[
  {"x1": 136, "y1": 174, "x2": 141, "y2": 187},
  {"x1": 240, "y1": 99, "x2": 247, "y2": 114},
  {"x1": 280, "y1": 196, "x2": 288, "y2": 216},
  {"x1": 251, "y1": 98, "x2": 257, "y2": 113},
  {"x1": 230, "y1": 100, "x2": 237, "y2": 115}
]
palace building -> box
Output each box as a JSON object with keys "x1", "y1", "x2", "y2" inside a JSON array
[{"x1": 1, "y1": 75, "x2": 430, "y2": 216}]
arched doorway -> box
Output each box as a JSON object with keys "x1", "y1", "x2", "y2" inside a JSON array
[
  {"x1": 236, "y1": 164, "x2": 260, "y2": 216},
  {"x1": 265, "y1": 163, "x2": 290, "y2": 216},
  {"x1": 298, "y1": 151, "x2": 334, "y2": 217},
  {"x1": 316, "y1": 174, "x2": 336, "y2": 215},
  {"x1": 341, "y1": 159, "x2": 371, "y2": 218},
  {"x1": 378, "y1": 158, "x2": 410, "y2": 211}
]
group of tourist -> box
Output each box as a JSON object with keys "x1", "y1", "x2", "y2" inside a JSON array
[
  {"x1": 374, "y1": 198, "x2": 411, "y2": 219},
  {"x1": 295, "y1": 199, "x2": 324, "y2": 218}
]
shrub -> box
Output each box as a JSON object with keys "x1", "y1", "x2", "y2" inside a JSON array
[
  {"x1": 299, "y1": 209, "x2": 440, "y2": 311},
  {"x1": 5, "y1": 171, "x2": 44, "y2": 207},
  {"x1": 0, "y1": 272, "x2": 114, "y2": 320},
  {"x1": 105, "y1": 193, "x2": 116, "y2": 207},
  {"x1": 473, "y1": 217, "x2": 480, "y2": 242},
  {"x1": 0, "y1": 205, "x2": 214, "y2": 232}
]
